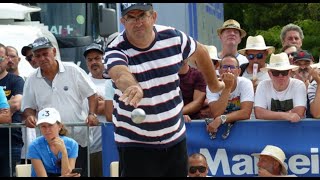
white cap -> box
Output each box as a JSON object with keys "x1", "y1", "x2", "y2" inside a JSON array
[{"x1": 37, "y1": 107, "x2": 61, "y2": 126}]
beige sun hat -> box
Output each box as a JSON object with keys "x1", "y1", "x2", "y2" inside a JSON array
[
  {"x1": 217, "y1": 19, "x2": 247, "y2": 38},
  {"x1": 260, "y1": 52, "x2": 299, "y2": 72},
  {"x1": 238, "y1": 35, "x2": 275, "y2": 55},
  {"x1": 251, "y1": 145, "x2": 288, "y2": 175},
  {"x1": 204, "y1": 45, "x2": 221, "y2": 61}
]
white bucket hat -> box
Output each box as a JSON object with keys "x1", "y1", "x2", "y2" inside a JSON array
[
  {"x1": 204, "y1": 45, "x2": 221, "y2": 61},
  {"x1": 37, "y1": 107, "x2": 61, "y2": 126},
  {"x1": 261, "y1": 52, "x2": 299, "y2": 72},
  {"x1": 238, "y1": 35, "x2": 275, "y2": 55},
  {"x1": 251, "y1": 145, "x2": 288, "y2": 175}
]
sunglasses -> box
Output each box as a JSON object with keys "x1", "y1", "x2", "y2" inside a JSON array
[
  {"x1": 247, "y1": 53, "x2": 264, "y2": 60},
  {"x1": 221, "y1": 65, "x2": 238, "y2": 70},
  {"x1": 189, "y1": 166, "x2": 206, "y2": 174},
  {"x1": 26, "y1": 55, "x2": 33, "y2": 62},
  {"x1": 270, "y1": 70, "x2": 289, "y2": 77}
]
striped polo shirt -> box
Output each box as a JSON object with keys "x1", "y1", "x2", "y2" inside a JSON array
[{"x1": 105, "y1": 24, "x2": 197, "y2": 148}]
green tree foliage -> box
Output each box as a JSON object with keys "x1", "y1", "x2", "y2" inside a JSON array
[{"x1": 224, "y1": 3, "x2": 320, "y2": 62}]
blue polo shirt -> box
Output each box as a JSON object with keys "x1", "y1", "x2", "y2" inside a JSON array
[{"x1": 27, "y1": 136, "x2": 78, "y2": 177}]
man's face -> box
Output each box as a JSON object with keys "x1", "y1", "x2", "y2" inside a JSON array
[
  {"x1": 269, "y1": 69, "x2": 291, "y2": 87},
  {"x1": 188, "y1": 157, "x2": 208, "y2": 177},
  {"x1": 6, "y1": 47, "x2": 20, "y2": 73},
  {"x1": 246, "y1": 50, "x2": 268, "y2": 70},
  {"x1": 293, "y1": 60, "x2": 311, "y2": 80},
  {"x1": 0, "y1": 47, "x2": 8, "y2": 74},
  {"x1": 25, "y1": 49, "x2": 38, "y2": 69},
  {"x1": 121, "y1": 10, "x2": 156, "y2": 41},
  {"x1": 33, "y1": 48, "x2": 57, "y2": 71},
  {"x1": 85, "y1": 50, "x2": 104, "y2": 78},
  {"x1": 257, "y1": 155, "x2": 280, "y2": 176},
  {"x1": 219, "y1": 56, "x2": 240, "y2": 77},
  {"x1": 282, "y1": 30, "x2": 302, "y2": 48},
  {"x1": 219, "y1": 28, "x2": 241, "y2": 47}
]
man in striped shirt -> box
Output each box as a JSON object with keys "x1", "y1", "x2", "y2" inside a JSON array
[{"x1": 104, "y1": 3, "x2": 224, "y2": 177}]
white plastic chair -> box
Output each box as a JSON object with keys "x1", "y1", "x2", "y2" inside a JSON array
[
  {"x1": 15, "y1": 164, "x2": 32, "y2": 177},
  {"x1": 110, "y1": 161, "x2": 119, "y2": 177}
]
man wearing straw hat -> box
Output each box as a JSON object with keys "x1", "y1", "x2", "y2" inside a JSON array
[
  {"x1": 238, "y1": 35, "x2": 275, "y2": 92},
  {"x1": 254, "y1": 53, "x2": 306, "y2": 122},
  {"x1": 217, "y1": 19, "x2": 248, "y2": 66},
  {"x1": 251, "y1": 145, "x2": 297, "y2": 177}
]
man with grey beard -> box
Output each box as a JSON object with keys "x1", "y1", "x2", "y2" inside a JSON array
[{"x1": 291, "y1": 50, "x2": 314, "y2": 118}]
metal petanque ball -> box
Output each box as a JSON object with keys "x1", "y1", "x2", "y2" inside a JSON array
[{"x1": 131, "y1": 108, "x2": 146, "y2": 124}]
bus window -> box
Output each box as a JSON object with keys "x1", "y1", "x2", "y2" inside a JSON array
[{"x1": 35, "y1": 3, "x2": 86, "y2": 37}]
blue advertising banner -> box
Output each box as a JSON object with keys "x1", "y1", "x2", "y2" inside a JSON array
[{"x1": 102, "y1": 119, "x2": 320, "y2": 177}]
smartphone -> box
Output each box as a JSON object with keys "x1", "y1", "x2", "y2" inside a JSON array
[{"x1": 71, "y1": 168, "x2": 82, "y2": 174}]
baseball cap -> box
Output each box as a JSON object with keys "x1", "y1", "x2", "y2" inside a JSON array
[
  {"x1": 83, "y1": 43, "x2": 104, "y2": 57},
  {"x1": 293, "y1": 50, "x2": 314, "y2": 63},
  {"x1": 21, "y1": 44, "x2": 33, "y2": 56},
  {"x1": 31, "y1": 37, "x2": 53, "y2": 52},
  {"x1": 37, "y1": 107, "x2": 61, "y2": 126},
  {"x1": 121, "y1": 3, "x2": 153, "y2": 16}
]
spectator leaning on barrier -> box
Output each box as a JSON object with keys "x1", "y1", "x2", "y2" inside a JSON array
[
  {"x1": 84, "y1": 42, "x2": 113, "y2": 177},
  {"x1": 178, "y1": 57, "x2": 207, "y2": 122},
  {"x1": 206, "y1": 54, "x2": 254, "y2": 136},
  {"x1": 0, "y1": 43, "x2": 25, "y2": 177},
  {"x1": 217, "y1": 19, "x2": 248, "y2": 66},
  {"x1": 238, "y1": 35, "x2": 275, "y2": 92},
  {"x1": 27, "y1": 107, "x2": 80, "y2": 177},
  {"x1": 104, "y1": 3, "x2": 224, "y2": 177},
  {"x1": 21, "y1": 37, "x2": 98, "y2": 177},
  {"x1": 188, "y1": 153, "x2": 209, "y2": 177},
  {"x1": 8, "y1": 45, "x2": 37, "y2": 165},
  {"x1": 0, "y1": 86, "x2": 11, "y2": 123},
  {"x1": 280, "y1": 23, "x2": 304, "y2": 49},
  {"x1": 291, "y1": 50, "x2": 314, "y2": 89},
  {"x1": 254, "y1": 52, "x2": 306, "y2": 122},
  {"x1": 251, "y1": 145, "x2": 297, "y2": 177},
  {"x1": 291, "y1": 50, "x2": 315, "y2": 119},
  {"x1": 307, "y1": 62, "x2": 320, "y2": 118}
]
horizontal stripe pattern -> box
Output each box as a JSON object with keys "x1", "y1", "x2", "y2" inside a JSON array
[{"x1": 105, "y1": 24, "x2": 196, "y2": 148}]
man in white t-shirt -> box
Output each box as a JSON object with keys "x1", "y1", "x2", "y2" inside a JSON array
[
  {"x1": 254, "y1": 52, "x2": 306, "y2": 122},
  {"x1": 217, "y1": 19, "x2": 248, "y2": 66},
  {"x1": 206, "y1": 54, "x2": 254, "y2": 138}
]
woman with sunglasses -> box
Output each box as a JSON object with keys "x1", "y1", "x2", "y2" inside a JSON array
[{"x1": 27, "y1": 107, "x2": 80, "y2": 177}]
